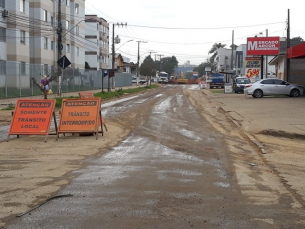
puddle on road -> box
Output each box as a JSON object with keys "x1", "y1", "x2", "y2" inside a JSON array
[
  {"x1": 180, "y1": 128, "x2": 202, "y2": 141},
  {"x1": 214, "y1": 182, "x2": 230, "y2": 188}
]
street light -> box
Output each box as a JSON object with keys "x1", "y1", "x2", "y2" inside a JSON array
[{"x1": 115, "y1": 39, "x2": 133, "y2": 52}]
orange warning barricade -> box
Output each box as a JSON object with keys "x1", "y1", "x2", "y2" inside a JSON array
[
  {"x1": 78, "y1": 92, "x2": 107, "y2": 132},
  {"x1": 8, "y1": 99, "x2": 56, "y2": 142},
  {"x1": 57, "y1": 98, "x2": 102, "y2": 140}
]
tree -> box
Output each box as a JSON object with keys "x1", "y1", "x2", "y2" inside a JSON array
[
  {"x1": 193, "y1": 59, "x2": 210, "y2": 77},
  {"x1": 208, "y1": 43, "x2": 226, "y2": 70},
  {"x1": 291, "y1": 36, "x2": 304, "y2": 41},
  {"x1": 162, "y1": 56, "x2": 179, "y2": 75},
  {"x1": 140, "y1": 55, "x2": 155, "y2": 77}
]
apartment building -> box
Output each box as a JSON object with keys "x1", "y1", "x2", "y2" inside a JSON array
[
  {"x1": 85, "y1": 15, "x2": 109, "y2": 70},
  {"x1": 0, "y1": 0, "x2": 85, "y2": 87}
]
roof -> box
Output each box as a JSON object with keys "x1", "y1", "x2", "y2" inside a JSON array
[
  {"x1": 287, "y1": 43, "x2": 305, "y2": 59},
  {"x1": 269, "y1": 55, "x2": 285, "y2": 65}
]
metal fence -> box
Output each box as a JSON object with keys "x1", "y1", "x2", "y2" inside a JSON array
[{"x1": 0, "y1": 63, "x2": 132, "y2": 98}]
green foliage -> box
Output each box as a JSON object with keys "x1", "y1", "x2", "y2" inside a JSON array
[
  {"x1": 140, "y1": 56, "x2": 155, "y2": 76},
  {"x1": 208, "y1": 43, "x2": 226, "y2": 70},
  {"x1": 291, "y1": 36, "x2": 304, "y2": 41},
  {"x1": 193, "y1": 60, "x2": 211, "y2": 77},
  {"x1": 162, "y1": 56, "x2": 179, "y2": 75},
  {"x1": 185, "y1": 71, "x2": 193, "y2": 79},
  {"x1": 1, "y1": 104, "x2": 15, "y2": 110}
]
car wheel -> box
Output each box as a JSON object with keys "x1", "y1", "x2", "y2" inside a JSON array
[
  {"x1": 253, "y1": 89, "x2": 263, "y2": 98},
  {"x1": 290, "y1": 89, "x2": 300, "y2": 97}
]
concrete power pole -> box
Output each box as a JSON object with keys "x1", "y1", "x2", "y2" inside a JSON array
[
  {"x1": 57, "y1": 0, "x2": 63, "y2": 96},
  {"x1": 231, "y1": 30, "x2": 234, "y2": 75},
  {"x1": 157, "y1": 54, "x2": 164, "y2": 72},
  {"x1": 266, "y1": 29, "x2": 268, "y2": 78},
  {"x1": 286, "y1": 9, "x2": 290, "y2": 82},
  {"x1": 111, "y1": 23, "x2": 127, "y2": 90},
  {"x1": 136, "y1": 41, "x2": 147, "y2": 81}
]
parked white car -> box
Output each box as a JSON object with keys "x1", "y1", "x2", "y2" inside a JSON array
[
  {"x1": 245, "y1": 79, "x2": 304, "y2": 98},
  {"x1": 132, "y1": 77, "x2": 146, "y2": 84}
]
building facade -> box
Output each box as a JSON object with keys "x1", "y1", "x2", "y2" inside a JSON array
[
  {"x1": 85, "y1": 15, "x2": 109, "y2": 70},
  {"x1": 0, "y1": 0, "x2": 86, "y2": 87}
]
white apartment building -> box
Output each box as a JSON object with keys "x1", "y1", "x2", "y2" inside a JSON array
[
  {"x1": 85, "y1": 15, "x2": 109, "y2": 70},
  {"x1": 216, "y1": 47, "x2": 236, "y2": 73},
  {"x1": 0, "y1": 0, "x2": 85, "y2": 87}
]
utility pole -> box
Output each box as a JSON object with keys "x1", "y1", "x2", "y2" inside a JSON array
[
  {"x1": 157, "y1": 54, "x2": 164, "y2": 72},
  {"x1": 57, "y1": 0, "x2": 63, "y2": 96},
  {"x1": 136, "y1": 41, "x2": 147, "y2": 80},
  {"x1": 149, "y1": 51, "x2": 156, "y2": 56},
  {"x1": 111, "y1": 22, "x2": 127, "y2": 90},
  {"x1": 286, "y1": 9, "x2": 290, "y2": 82},
  {"x1": 266, "y1": 29, "x2": 268, "y2": 78},
  {"x1": 231, "y1": 30, "x2": 234, "y2": 74}
]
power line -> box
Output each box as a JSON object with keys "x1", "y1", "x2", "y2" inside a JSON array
[{"x1": 127, "y1": 21, "x2": 285, "y2": 30}]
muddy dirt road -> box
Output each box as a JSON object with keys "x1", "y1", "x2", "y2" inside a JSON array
[{"x1": 3, "y1": 85, "x2": 305, "y2": 228}]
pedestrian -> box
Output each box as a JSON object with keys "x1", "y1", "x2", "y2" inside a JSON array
[{"x1": 40, "y1": 75, "x2": 50, "y2": 97}]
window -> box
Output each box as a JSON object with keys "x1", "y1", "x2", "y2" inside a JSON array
[
  {"x1": 0, "y1": 60, "x2": 6, "y2": 75},
  {"x1": 261, "y1": 79, "x2": 274, "y2": 85},
  {"x1": 75, "y1": 3, "x2": 79, "y2": 14},
  {"x1": 20, "y1": 30, "x2": 25, "y2": 44},
  {"x1": 66, "y1": 20, "x2": 69, "y2": 30},
  {"x1": 66, "y1": 0, "x2": 69, "y2": 7},
  {"x1": 43, "y1": 10, "x2": 47, "y2": 21},
  {"x1": 0, "y1": 0, "x2": 5, "y2": 8},
  {"x1": 67, "y1": 44, "x2": 70, "y2": 53},
  {"x1": 20, "y1": 62, "x2": 26, "y2": 75},
  {"x1": 44, "y1": 37, "x2": 48, "y2": 49},
  {"x1": 0, "y1": 27, "x2": 6, "y2": 42},
  {"x1": 51, "y1": 16, "x2": 54, "y2": 26},
  {"x1": 51, "y1": 41, "x2": 54, "y2": 50},
  {"x1": 20, "y1": 0, "x2": 25, "y2": 13},
  {"x1": 76, "y1": 25, "x2": 79, "y2": 35},
  {"x1": 77, "y1": 47, "x2": 79, "y2": 56}
]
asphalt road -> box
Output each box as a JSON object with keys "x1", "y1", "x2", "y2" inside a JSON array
[{"x1": 6, "y1": 85, "x2": 304, "y2": 228}]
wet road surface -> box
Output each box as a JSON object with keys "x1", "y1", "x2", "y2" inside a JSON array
[{"x1": 6, "y1": 85, "x2": 303, "y2": 228}]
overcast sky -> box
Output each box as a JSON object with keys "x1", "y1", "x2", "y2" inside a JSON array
[{"x1": 85, "y1": 0, "x2": 305, "y2": 65}]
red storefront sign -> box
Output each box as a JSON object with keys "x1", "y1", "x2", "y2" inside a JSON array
[{"x1": 247, "y1": 37, "x2": 280, "y2": 56}]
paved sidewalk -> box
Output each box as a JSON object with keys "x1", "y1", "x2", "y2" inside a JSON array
[{"x1": 203, "y1": 89, "x2": 305, "y2": 138}]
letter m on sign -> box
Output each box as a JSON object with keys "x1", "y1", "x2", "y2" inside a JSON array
[{"x1": 247, "y1": 38, "x2": 259, "y2": 55}]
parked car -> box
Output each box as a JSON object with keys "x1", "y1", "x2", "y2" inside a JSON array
[
  {"x1": 132, "y1": 77, "x2": 146, "y2": 84},
  {"x1": 233, "y1": 77, "x2": 251, "y2": 93},
  {"x1": 245, "y1": 79, "x2": 304, "y2": 98}
]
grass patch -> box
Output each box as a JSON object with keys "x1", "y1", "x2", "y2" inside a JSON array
[
  {"x1": 1, "y1": 104, "x2": 15, "y2": 110},
  {"x1": 55, "y1": 85, "x2": 159, "y2": 108},
  {"x1": 210, "y1": 89, "x2": 224, "y2": 94}
]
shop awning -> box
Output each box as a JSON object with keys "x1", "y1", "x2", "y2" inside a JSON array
[{"x1": 287, "y1": 43, "x2": 305, "y2": 59}]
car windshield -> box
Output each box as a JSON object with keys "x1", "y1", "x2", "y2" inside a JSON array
[{"x1": 236, "y1": 78, "x2": 250, "y2": 84}]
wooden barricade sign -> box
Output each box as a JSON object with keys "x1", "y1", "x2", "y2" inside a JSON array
[
  {"x1": 58, "y1": 98, "x2": 101, "y2": 139},
  {"x1": 78, "y1": 92, "x2": 108, "y2": 132},
  {"x1": 8, "y1": 99, "x2": 56, "y2": 142}
]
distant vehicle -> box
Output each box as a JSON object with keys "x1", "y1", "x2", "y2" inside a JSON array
[
  {"x1": 245, "y1": 79, "x2": 304, "y2": 98},
  {"x1": 132, "y1": 77, "x2": 146, "y2": 85},
  {"x1": 158, "y1": 71, "x2": 168, "y2": 84},
  {"x1": 209, "y1": 73, "x2": 224, "y2": 88},
  {"x1": 233, "y1": 77, "x2": 251, "y2": 93}
]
